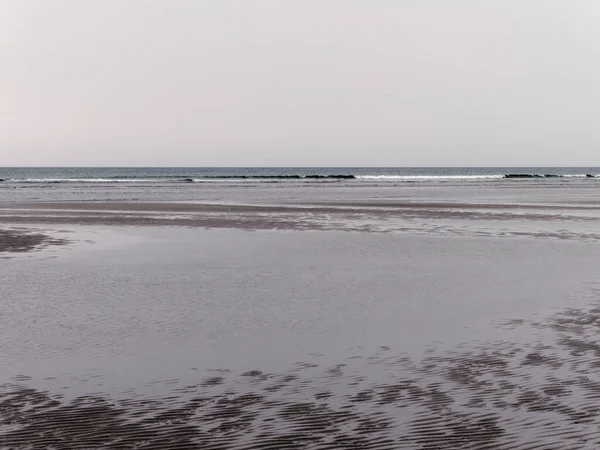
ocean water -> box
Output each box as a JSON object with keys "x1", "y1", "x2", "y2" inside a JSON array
[
  {"x1": 1, "y1": 166, "x2": 600, "y2": 183},
  {"x1": 2, "y1": 166, "x2": 600, "y2": 203}
]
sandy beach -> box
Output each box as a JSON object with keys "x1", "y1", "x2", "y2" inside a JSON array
[
  {"x1": 3, "y1": 195, "x2": 600, "y2": 448},
  {"x1": 3, "y1": 196, "x2": 600, "y2": 240}
]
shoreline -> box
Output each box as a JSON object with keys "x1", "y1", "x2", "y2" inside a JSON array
[{"x1": 5, "y1": 199, "x2": 600, "y2": 211}]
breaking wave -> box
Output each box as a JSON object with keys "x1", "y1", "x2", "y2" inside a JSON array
[{"x1": 1, "y1": 172, "x2": 599, "y2": 184}]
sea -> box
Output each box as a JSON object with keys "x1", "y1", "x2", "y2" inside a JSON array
[
  {"x1": 1, "y1": 166, "x2": 600, "y2": 202},
  {"x1": 1, "y1": 166, "x2": 600, "y2": 183}
]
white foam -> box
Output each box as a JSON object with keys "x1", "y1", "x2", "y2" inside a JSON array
[
  {"x1": 11, "y1": 178, "x2": 162, "y2": 183},
  {"x1": 355, "y1": 175, "x2": 504, "y2": 180},
  {"x1": 563, "y1": 174, "x2": 600, "y2": 178}
]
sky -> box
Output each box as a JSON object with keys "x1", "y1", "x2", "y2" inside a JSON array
[{"x1": 2, "y1": 0, "x2": 600, "y2": 167}]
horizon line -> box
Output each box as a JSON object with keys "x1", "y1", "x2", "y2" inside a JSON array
[{"x1": 3, "y1": 165, "x2": 600, "y2": 169}]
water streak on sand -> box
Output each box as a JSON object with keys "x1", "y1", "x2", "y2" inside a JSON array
[{"x1": 3, "y1": 201, "x2": 600, "y2": 242}]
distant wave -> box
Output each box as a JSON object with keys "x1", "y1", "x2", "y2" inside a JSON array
[
  {"x1": 1, "y1": 178, "x2": 164, "y2": 183},
  {"x1": 2, "y1": 173, "x2": 599, "y2": 184},
  {"x1": 504, "y1": 173, "x2": 597, "y2": 179},
  {"x1": 356, "y1": 175, "x2": 504, "y2": 180},
  {"x1": 197, "y1": 175, "x2": 356, "y2": 180},
  {"x1": 358, "y1": 174, "x2": 600, "y2": 181},
  {"x1": 1, "y1": 174, "x2": 357, "y2": 184},
  {"x1": 91, "y1": 174, "x2": 358, "y2": 180}
]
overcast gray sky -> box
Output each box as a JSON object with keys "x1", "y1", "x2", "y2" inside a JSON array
[{"x1": 2, "y1": 1, "x2": 600, "y2": 167}]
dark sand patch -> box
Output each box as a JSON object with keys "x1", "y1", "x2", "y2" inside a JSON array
[
  {"x1": 2, "y1": 201, "x2": 600, "y2": 242},
  {"x1": 0, "y1": 228, "x2": 69, "y2": 255}
]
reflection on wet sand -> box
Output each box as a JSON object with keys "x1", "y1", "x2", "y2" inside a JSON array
[
  {"x1": 4, "y1": 302, "x2": 600, "y2": 449},
  {"x1": 3, "y1": 200, "x2": 600, "y2": 241},
  {"x1": 3, "y1": 197, "x2": 600, "y2": 448}
]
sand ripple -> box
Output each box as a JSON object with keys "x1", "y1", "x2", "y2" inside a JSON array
[{"x1": 4, "y1": 302, "x2": 600, "y2": 448}]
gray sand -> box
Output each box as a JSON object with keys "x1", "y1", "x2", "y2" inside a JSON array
[
  {"x1": 2, "y1": 199, "x2": 600, "y2": 241},
  {"x1": 3, "y1": 196, "x2": 600, "y2": 448},
  {"x1": 3, "y1": 223, "x2": 600, "y2": 448},
  {"x1": 4, "y1": 303, "x2": 600, "y2": 449}
]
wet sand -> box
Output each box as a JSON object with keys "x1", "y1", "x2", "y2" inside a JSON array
[
  {"x1": 3, "y1": 202, "x2": 600, "y2": 448},
  {"x1": 0, "y1": 228, "x2": 69, "y2": 256},
  {"x1": 2, "y1": 200, "x2": 600, "y2": 241},
  {"x1": 4, "y1": 302, "x2": 600, "y2": 449}
]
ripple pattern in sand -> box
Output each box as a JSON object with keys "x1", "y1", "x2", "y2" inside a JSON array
[{"x1": 5, "y1": 304, "x2": 600, "y2": 448}]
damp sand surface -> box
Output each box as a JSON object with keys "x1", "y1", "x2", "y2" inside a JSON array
[
  {"x1": 3, "y1": 226, "x2": 600, "y2": 448},
  {"x1": 0, "y1": 228, "x2": 69, "y2": 256},
  {"x1": 4, "y1": 198, "x2": 600, "y2": 241}
]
